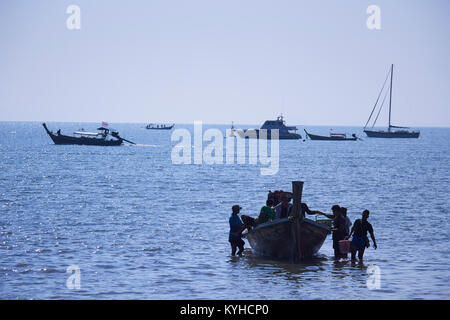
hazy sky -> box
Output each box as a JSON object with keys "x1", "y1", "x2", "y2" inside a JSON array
[{"x1": 0, "y1": 0, "x2": 449, "y2": 126}]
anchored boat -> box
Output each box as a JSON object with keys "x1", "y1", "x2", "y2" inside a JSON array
[
  {"x1": 244, "y1": 181, "x2": 331, "y2": 263},
  {"x1": 304, "y1": 129, "x2": 358, "y2": 141},
  {"x1": 146, "y1": 123, "x2": 174, "y2": 130},
  {"x1": 237, "y1": 115, "x2": 301, "y2": 140},
  {"x1": 364, "y1": 64, "x2": 420, "y2": 138},
  {"x1": 42, "y1": 123, "x2": 135, "y2": 146}
]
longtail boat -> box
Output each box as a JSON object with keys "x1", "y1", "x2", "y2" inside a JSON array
[
  {"x1": 146, "y1": 123, "x2": 174, "y2": 130},
  {"x1": 42, "y1": 123, "x2": 135, "y2": 146},
  {"x1": 244, "y1": 181, "x2": 331, "y2": 263},
  {"x1": 304, "y1": 129, "x2": 358, "y2": 141}
]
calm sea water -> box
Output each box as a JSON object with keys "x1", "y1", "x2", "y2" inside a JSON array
[{"x1": 0, "y1": 122, "x2": 449, "y2": 299}]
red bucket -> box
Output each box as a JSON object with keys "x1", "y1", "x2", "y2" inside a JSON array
[{"x1": 338, "y1": 240, "x2": 351, "y2": 254}]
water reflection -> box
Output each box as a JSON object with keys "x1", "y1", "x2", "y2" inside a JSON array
[
  {"x1": 234, "y1": 251, "x2": 330, "y2": 282},
  {"x1": 231, "y1": 250, "x2": 372, "y2": 285}
]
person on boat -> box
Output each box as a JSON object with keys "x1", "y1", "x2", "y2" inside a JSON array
[
  {"x1": 229, "y1": 205, "x2": 246, "y2": 256},
  {"x1": 256, "y1": 199, "x2": 275, "y2": 225},
  {"x1": 268, "y1": 190, "x2": 284, "y2": 206},
  {"x1": 57, "y1": 129, "x2": 61, "y2": 135},
  {"x1": 239, "y1": 199, "x2": 275, "y2": 229},
  {"x1": 274, "y1": 193, "x2": 292, "y2": 219},
  {"x1": 347, "y1": 210, "x2": 377, "y2": 261}
]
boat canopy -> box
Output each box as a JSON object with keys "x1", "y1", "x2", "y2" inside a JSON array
[
  {"x1": 74, "y1": 131, "x2": 102, "y2": 136},
  {"x1": 330, "y1": 132, "x2": 346, "y2": 137}
]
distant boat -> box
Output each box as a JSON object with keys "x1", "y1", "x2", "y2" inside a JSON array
[
  {"x1": 146, "y1": 123, "x2": 174, "y2": 130},
  {"x1": 244, "y1": 181, "x2": 331, "y2": 262},
  {"x1": 364, "y1": 64, "x2": 420, "y2": 138},
  {"x1": 42, "y1": 123, "x2": 135, "y2": 146},
  {"x1": 304, "y1": 129, "x2": 358, "y2": 141},
  {"x1": 237, "y1": 115, "x2": 301, "y2": 140}
]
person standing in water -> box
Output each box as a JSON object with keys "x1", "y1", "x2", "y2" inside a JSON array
[
  {"x1": 347, "y1": 210, "x2": 377, "y2": 261},
  {"x1": 341, "y1": 207, "x2": 352, "y2": 237},
  {"x1": 229, "y1": 205, "x2": 246, "y2": 256},
  {"x1": 318, "y1": 205, "x2": 347, "y2": 258}
]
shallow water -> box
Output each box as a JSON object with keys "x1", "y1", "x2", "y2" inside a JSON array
[{"x1": 0, "y1": 122, "x2": 449, "y2": 299}]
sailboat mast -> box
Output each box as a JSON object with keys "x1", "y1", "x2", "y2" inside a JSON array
[{"x1": 388, "y1": 64, "x2": 393, "y2": 132}]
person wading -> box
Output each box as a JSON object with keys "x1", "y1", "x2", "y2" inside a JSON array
[
  {"x1": 228, "y1": 205, "x2": 246, "y2": 256},
  {"x1": 341, "y1": 207, "x2": 352, "y2": 237},
  {"x1": 318, "y1": 205, "x2": 346, "y2": 258},
  {"x1": 347, "y1": 209, "x2": 377, "y2": 261}
]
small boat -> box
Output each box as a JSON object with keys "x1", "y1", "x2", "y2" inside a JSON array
[
  {"x1": 244, "y1": 181, "x2": 331, "y2": 262},
  {"x1": 304, "y1": 129, "x2": 358, "y2": 141},
  {"x1": 146, "y1": 123, "x2": 174, "y2": 130},
  {"x1": 364, "y1": 64, "x2": 420, "y2": 138},
  {"x1": 237, "y1": 115, "x2": 301, "y2": 140},
  {"x1": 42, "y1": 123, "x2": 135, "y2": 146}
]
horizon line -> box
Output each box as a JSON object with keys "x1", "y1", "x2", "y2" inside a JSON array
[{"x1": 0, "y1": 120, "x2": 448, "y2": 128}]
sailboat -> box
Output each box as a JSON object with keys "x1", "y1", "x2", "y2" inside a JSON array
[{"x1": 363, "y1": 64, "x2": 420, "y2": 138}]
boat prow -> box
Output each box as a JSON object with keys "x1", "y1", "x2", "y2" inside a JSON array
[
  {"x1": 244, "y1": 181, "x2": 331, "y2": 263},
  {"x1": 245, "y1": 217, "x2": 330, "y2": 261}
]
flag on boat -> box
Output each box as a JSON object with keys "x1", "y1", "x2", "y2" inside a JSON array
[{"x1": 102, "y1": 121, "x2": 109, "y2": 127}]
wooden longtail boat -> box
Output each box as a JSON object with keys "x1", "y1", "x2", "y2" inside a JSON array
[
  {"x1": 42, "y1": 123, "x2": 135, "y2": 146},
  {"x1": 304, "y1": 129, "x2": 358, "y2": 141},
  {"x1": 244, "y1": 181, "x2": 331, "y2": 263}
]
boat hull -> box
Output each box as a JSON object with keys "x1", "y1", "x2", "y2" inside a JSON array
[
  {"x1": 305, "y1": 131, "x2": 357, "y2": 141},
  {"x1": 146, "y1": 125, "x2": 174, "y2": 130},
  {"x1": 245, "y1": 217, "x2": 330, "y2": 261},
  {"x1": 364, "y1": 130, "x2": 419, "y2": 138},
  {"x1": 237, "y1": 129, "x2": 301, "y2": 140}
]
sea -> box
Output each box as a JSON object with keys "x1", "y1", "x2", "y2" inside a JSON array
[{"x1": 0, "y1": 122, "x2": 449, "y2": 299}]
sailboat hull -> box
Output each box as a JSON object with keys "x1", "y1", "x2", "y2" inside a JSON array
[{"x1": 364, "y1": 130, "x2": 419, "y2": 138}]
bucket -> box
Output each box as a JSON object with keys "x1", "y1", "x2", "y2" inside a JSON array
[{"x1": 338, "y1": 240, "x2": 351, "y2": 254}]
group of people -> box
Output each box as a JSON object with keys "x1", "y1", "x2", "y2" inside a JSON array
[
  {"x1": 228, "y1": 195, "x2": 377, "y2": 261},
  {"x1": 316, "y1": 205, "x2": 377, "y2": 260}
]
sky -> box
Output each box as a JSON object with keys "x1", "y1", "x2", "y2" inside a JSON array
[{"x1": 0, "y1": 0, "x2": 449, "y2": 126}]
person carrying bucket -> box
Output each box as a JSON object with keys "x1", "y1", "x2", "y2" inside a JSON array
[{"x1": 346, "y1": 209, "x2": 377, "y2": 261}]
